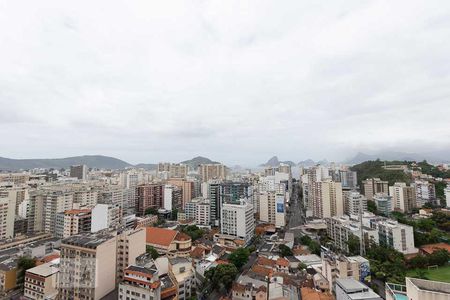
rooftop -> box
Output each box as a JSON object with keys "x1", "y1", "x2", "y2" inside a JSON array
[
  {"x1": 62, "y1": 232, "x2": 114, "y2": 248},
  {"x1": 26, "y1": 261, "x2": 59, "y2": 277},
  {"x1": 146, "y1": 227, "x2": 178, "y2": 247}
]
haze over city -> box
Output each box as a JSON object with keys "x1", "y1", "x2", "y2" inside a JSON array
[{"x1": 1, "y1": 1, "x2": 450, "y2": 166}]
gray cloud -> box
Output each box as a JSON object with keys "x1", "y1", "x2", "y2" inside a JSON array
[{"x1": 0, "y1": 0, "x2": 449, "y2": 166}]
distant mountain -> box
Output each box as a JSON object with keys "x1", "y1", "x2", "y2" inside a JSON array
[
  {"x1": 0, "y1": 155, "x2": 132, "y2": 171},
  {"x1": 180, "y1": 156, "x2": 220, "y2": 169},
  {"x1": 346, "y1": 151, "x2": 450, "y2": 165},
  {"x1": 134, "y1": 163, "x2": 157, "y2": 170},
  {"x1": 260, "y1": 156, "x2": 296, "y2": 167},
  {"x1": 297, "y1": 159, "x2": 315, "y2": 167}
]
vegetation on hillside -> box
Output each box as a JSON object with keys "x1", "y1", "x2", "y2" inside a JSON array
[{"x1": 350, "y1": 159, "x2": 412, "y2": 186}]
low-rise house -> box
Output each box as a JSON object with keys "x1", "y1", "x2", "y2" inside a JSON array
[{"x1": 232, "y1": 282, "x2": 267, "y2": 300}]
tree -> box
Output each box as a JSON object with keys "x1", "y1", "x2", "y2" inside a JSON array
[
  {"x1": 413, "y1": 269, "x2": 429, "y2": 280},
  {"x1": 228, "y1": 248, "x2": 250, "y2": 269},
  {"x1": 171, "y1": 209, "x2": 178, "y2": 221},
  {"x1": 204, "y1": 264, "x2": 238, "y2": 292},
  {"x1": 182, "y1": 225, "x2": 205, "y2": 241},
  {"x1": 367, "y1": 200, "x2": 378, "y2": 214},
  {"x1": 408, "y1": 254, "x2": 428, "y2": 269},
  {"x1": 17, "y1": 256, "x2": 36, "y2": 288},
  {"x1": 366, "y1": 244, "x2": 406, "y2": 283},
  {"x1": 346, "y1": 235, "x2": 361, "y2": 256},
  {"x1": 298, "y1": 262, "x2": 307, "y2": 271},
  {"x1": 428, "y1": 249, "x2": 450, "y2": 266},
  {"x1": 279, "y1": 244, "x2": 293, "y2": 257},
  {"x1": 308, "y1": 241, "x2": 321, "y2": 256},
  {"x1": 146, "y1": 246, "x2": 160, "y2": 259},
  {"x1": 299, "y1": 235, "x2": 312, "y2": 246},
  {"x1": 145, "y1": 207, "x2": 158, "y2": 215},
  {"x1": 416, "y1": 219, "x2": 436, "y2": 232}
]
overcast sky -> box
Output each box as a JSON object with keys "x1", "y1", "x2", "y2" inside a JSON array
[{"x1": 0, "y1": 1, "x2": 449, "y2": 166}]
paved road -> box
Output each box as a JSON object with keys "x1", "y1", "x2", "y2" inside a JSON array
[{"x1": 286, "y1": 182, "x2": 305, "y2": 236}]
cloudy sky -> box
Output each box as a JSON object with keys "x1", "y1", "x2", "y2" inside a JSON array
[{"x1": 0, "y1": 1, "x2": 449, "y2": 166}]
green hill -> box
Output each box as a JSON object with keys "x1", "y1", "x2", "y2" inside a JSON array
[{"x1": 350, "y1": 160, "x2": 412, "y2": 186}]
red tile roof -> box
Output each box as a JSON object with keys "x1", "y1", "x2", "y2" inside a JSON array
[
  {"x1": 276, "y1": 257, "x2": 290, "y2": 267},
  {"x1": 420, "y1": 243, "x2": 450, "y2": 255},
  {"x1": 301, "y1": 287, "x2": 333, "y2": 300},
  {"x1": 256, "y1": 256, "x2": 276, "y2": 267},
  {"x1": 146, "y1": 227, "x2": 178, "y2": 247}
]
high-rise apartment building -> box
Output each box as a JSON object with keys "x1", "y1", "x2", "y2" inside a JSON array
[
  {"x1": 196, "y1": 200, "x2": 211, "y2": 226},
  {"x1": 167, "y1": 179, "x2": 194, "y2": 209},
  {"x1": 338, "y1": 170, "x2": 358, "y2": 189},
  {"x1": 258, "y1": 191, "x2": 286, "y2": 228},
  {"x1": 389, "y1": 182, "x2": 416, "y2": 213},
  {"x1": 208, "y1": 181, "x2": 221, "y2": 226},
  {"x1": 200, "y1": 164, "x2": 227, "y2": 182},
  {"x1": 313, "y1": 180, "x2": 344, "y2": 219},
  {"x1": 362, "y1": 178, "x2": 388, "y2": 200},
  {"x1": 412, "y1": 180, "x2": 437, "y2": 207},
  {"x1": 57, "y1": 209, "x2": 92, "y2": 238},
  {"x1": 373, "y1": 193, "x2": 392, "y2": 216},
  {"x1": 220, "y1": 199, "x2": 254, "y2": 246},
  {"x1": 158, "y1": 163, "x2": 188, "y2": 179},
  {"x1": 163, "y1": 185, "x2": 183, "y2": 211},
  {"x1": 70, "y1": 165, "x2": 87, "y2": 181},
  {"x1": 0, "y1": 194, "x2": 15, "y2": 240},
  {"x1": 116, "y1": 228, "x2": 146, "y2": 282},
  {"x1": 344, "y1": 191, "x2": 367, "y2": 216},
  {"x1": 136, "y1": 184, "x2": 164, "y2": 216},
  {"x1": 59, "y1": 233, "x2": 117, "y2": 300},
  {"x1": 91, "y1": 203, "x2": 121, "y2": 232}
]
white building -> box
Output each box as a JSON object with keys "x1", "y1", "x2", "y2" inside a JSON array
[
  {"x1": 336, "y1": 278, "x2": 381, "y2": 300},
  {"x1": 412, "y1": 180, "x2": 437, "y2": 207},
  {"x1": 220, "y1": 199, "x2": 255, "y2": 245},
  {"x1": 196, "y1": 200, "x2": 210, "y2": 226},
  {"x1": 344, "y1": 191, "x2": 367, "y2": 216},
  {"x1": 445, "y1": 185, "x2": 450, "y2": 208},
  {"x1": 91, "y1": 203, "x2": 121, "y2": 232},
  {"x1": 259, "y1": 191, "x2": 286, "y2": 228},
  {"x1": 389, "y1": 182, "x2": 416, "y2": 213},
  {"x1": 373, "y1": 193, "x2": 392, "y2": 216}
]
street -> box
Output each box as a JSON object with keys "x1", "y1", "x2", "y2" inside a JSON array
[{"x1": 286, "y1": 182, "x2": 305, "y2": 236}]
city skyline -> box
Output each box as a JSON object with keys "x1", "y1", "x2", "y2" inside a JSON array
[{"x1": 1, "y1": 1, "x2": 450, "y2": 165}]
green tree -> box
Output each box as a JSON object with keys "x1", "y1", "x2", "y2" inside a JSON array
[
  {"x1": 228, "y1": 248, "x2": 250, "y2": 269},
  {"x1": 279, "y1": 244, "x2": 293, "y2": 257},
  {"x1": 367, "y1": 200, "x2": 378, "y2": 214},
  {"x1": 204, "y1": 264, "x2": 238, "y2": 292},
  {"x1": 145, "y1": 207, "x2": 158, "y2": 215},
  {"x1": 366, "y1": 244, "x2": 406, "y2": 283},
  {"x1": 299, "y1": 235, "x2": 312, "y2": 245},
  {"x1": 17, "y1": 256, "x2": 36, "y2": 288},
  {"x1": 298, "y1": 262, "x2": 307, "y2": 271},
  {"x1": 308, "y1": 241, "x2": 321, "y2": 256},
  {"x1": 408, "y1": 254, "x2": 428, "y2": 269},
  {"x1": 182, "y1": 225, "x2": 205, "y2": 241},
  {"x1": 428, "y1": 249, "x2": 450, "y2": 266},
  {"x1": 171, "y1": 209, "x2": 178, "y2": 221},
  {"x1": 346, "y1": 234, "x2": 361, "y2": 256},
  {"x1": 416, "y1": 219, "x2": 436, "y2": 232},
  {"x1": 146, "y1": 246, "x2": 160, "y2": 259},
  {"x1": 413, "y1": 269, "x2": 429, "y2": 280}
]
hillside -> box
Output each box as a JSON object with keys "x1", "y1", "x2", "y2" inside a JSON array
[
  {"x1": 350, "y1": 160, "x2": 412, "y2": 186},
  {"x1": 260, "y1": 156, "x2": 296, "y2": 167},
  {"x1": 0, "y1": 155, "x2": 132, "y2": 171},
  {"x1": 180, "y1": 156, "x2": 220, "y2": 169}
]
